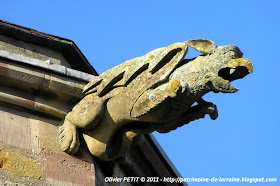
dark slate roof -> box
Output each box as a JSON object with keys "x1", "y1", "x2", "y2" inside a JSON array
[{"x1": 0, "y1": 20, "x2": 98, "y2": 75}]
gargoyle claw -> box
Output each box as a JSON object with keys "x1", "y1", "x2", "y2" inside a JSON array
[
  {"x1": 207, "y1": 104, "x2": 218, "y2": 120},
  {"x1": 59, "y1": 119, "x2": 80, "y2": 154},
  {"x1": 197, "y1": 99, "x2": 218, "y2": 120}
]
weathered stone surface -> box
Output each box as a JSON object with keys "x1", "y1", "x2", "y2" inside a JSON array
[
  {"x1": 0, "y1": 180, "x2": 25, "y2": 186},
  {"x1": 59, "y1": 39, "x2": 253, "y2": 161},
  {"x1": 40, "y1": 150, "x2": 95, "y2": 185},
  {"x1": 0, "y1": 149, "x2": 44, "y2": 179},
  {"x1": 0, "y1": 105, "x2": 32, "y2": 150},
  {"x1": 0, "y1": 35, "x2": 70, "y2": 67},
  {"x1": 38, "y1": 118, "x2": 62, "y2": 152},
  {"x1": 0, "y1": 57, "x2": 93, "y2": 119}
]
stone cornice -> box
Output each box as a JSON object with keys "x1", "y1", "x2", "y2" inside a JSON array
[{"x1": 0, "y1": 52, "x2": 92, "y2": 118}]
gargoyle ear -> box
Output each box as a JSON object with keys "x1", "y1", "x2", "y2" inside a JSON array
[{"x1": 184, "y1": 39, "x2": 216, "y2": 54}]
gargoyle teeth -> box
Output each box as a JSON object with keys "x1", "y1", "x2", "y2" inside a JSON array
[
  {"x1": 230, "y1": 68, "x2": 235, "y2": 75},
  {"x1": 229, "y1": 84, "x2": 239, "y2": 93},
  {"x1": 219, "y1": 83, "x2": 239, "y2": 93}
]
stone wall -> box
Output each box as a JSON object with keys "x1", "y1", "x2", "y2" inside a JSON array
[{"x1": 0, "y1": 104, "x2": 103, "y2": 185}]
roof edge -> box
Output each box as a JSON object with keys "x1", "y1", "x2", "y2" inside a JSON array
[{"x1": 0, "y1": 20, "x2": 98, "y2": 75}]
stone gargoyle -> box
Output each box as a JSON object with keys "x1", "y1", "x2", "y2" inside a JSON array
[{"x1": 59, "y1": 39, "x2": 253, "y2": 161}]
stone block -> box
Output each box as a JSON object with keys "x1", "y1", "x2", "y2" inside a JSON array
[
  {"x1": 0, "y1": 105, "x2": 31, "y2": 150},
  {"x1": 0, "y1": 149, "x2": 44, "y2": 179},
  {"x1": 37, "y1": 117, "x2": 61, "y2": 152},
  {"x1": 40, "y1": 150, "x2": 95, "y2": 185}
]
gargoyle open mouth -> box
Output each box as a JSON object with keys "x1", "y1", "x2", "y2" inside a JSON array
[
  {"x1": 219, "y1": 66, "x2": 251, "y2": 82},
  {"x1": 215, "y1": 58, "x2": 253, "y2": 93}
]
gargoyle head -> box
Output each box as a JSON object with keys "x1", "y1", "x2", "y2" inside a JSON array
[
  {"x1": 203, "y1": 45, "x2": 252, "y2": 93},
  {"x1": 173, "y1": 40, "x2": 253, "y2": 94}
]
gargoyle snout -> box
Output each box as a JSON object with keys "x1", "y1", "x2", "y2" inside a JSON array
[
  {"x1": 218, "y1": 58, "x2": 253, "y2": 82},
  {"x1": 227, "y1": 58, "x2": 253, "y2": 74},
  {"x1": 211, "y1": 58, "x2": 253, "y2": 93}
]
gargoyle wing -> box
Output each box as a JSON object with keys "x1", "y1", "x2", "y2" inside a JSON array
[
  {"x1": 83, "y1": 76, "x2": 103, "y2": 95},
  {"x1": 83, "y1": 43, "x2": 188, "y2": 97},
  {"x1": 83, "y1": 40, "x2": 216, "y2": 98},
  {"x1": 130, "y1": 43, "x2": 189, "y2": 118}
]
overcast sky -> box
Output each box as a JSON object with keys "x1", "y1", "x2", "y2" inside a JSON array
[{"x1": 2, "y1": 0, "x2": 279, "y2": 185}]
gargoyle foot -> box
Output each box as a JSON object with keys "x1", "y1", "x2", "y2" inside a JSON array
[
  {"x1": 59, "y1": 119, "x2": 80, "y2": 154},
  {"x1": 196, "y1": 98, "x2": 218, "y2": 120}
]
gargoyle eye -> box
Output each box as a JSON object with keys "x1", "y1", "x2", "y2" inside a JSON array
[{"x1": 205, "y1": 75, "x2": 211, "y2": 79}]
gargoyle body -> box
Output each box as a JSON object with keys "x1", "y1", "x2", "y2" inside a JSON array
[{"x1": 59, "y1": 40, "x2": 253, "y2": 161}]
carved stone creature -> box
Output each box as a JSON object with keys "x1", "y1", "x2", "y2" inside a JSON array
[{"x1": 59, "y1": 39, "x2": 253, "y2": 161}]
